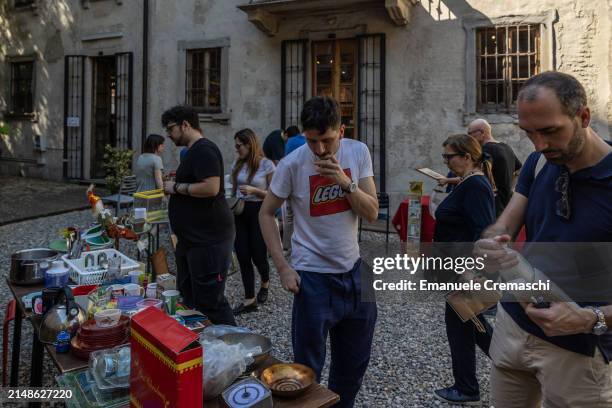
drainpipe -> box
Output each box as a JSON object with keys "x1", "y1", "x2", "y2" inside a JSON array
[{"x1": 141, "y1": 0, "x2": 149, "y2": 152}]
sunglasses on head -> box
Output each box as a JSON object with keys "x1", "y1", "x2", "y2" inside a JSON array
[{"x1": 555, "y1": 168, "x2": 571, "y2": 220}]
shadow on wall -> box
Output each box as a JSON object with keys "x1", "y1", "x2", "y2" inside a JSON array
[
  {"x1": 0, "y1": 0, "x2": 75, "y2": 176},
  {"x1": 385, "y1": 0, "x2": 492, "y2": 211}
]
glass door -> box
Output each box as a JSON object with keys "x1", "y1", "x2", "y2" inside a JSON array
[{"x1": 312, "y1": 39, "x2": 357, "y2": 138}]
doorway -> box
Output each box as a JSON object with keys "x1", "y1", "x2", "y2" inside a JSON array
[
  {"x1": 91, "y1": 56, "x2": 117, "y2": 179},
  {"x1": 312, "y1": 39, "x2": 357, "y2": 138}
]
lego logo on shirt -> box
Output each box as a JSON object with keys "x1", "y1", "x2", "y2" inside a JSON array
[{"x1": 309, "y1": 169, "x2": 352, "y2": 217}]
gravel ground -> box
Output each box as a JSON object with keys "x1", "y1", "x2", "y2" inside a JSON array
[{"x1": 0, "y1": 210, "x2": 493, "y2": 407}]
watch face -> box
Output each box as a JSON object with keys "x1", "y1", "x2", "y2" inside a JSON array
[
  {"x1": 594, "y1": 323, "x2": 608, "y2": 336},
  {"x1": 349, "y1": 182, "x2": 357, "y2": 193}
]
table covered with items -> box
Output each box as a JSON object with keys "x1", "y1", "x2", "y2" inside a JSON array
[{"x1": 5, "y1": 186, "x2": 338, "y2": 408}]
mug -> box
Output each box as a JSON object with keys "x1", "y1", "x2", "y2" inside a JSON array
[
  {"x1": 107, "y1": 284, "x2": 125, "y2": 299},
  {"x1": 162, "y1": 290, "x2": 180, "y2": 315},
  {"x1": 145, "y1": 283, "x2": 158, "y2": 299},
  {"x1": 124, "y1": 283, "x2": 144, "y2": 297}
]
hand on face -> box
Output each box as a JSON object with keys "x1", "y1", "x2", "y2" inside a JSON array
[{"x1": 314, "y1": 156, "x2": 351, "y2": 187}]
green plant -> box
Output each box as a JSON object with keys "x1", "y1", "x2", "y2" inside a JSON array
[
  {"x1": 0, "y1": 122, "x2": 9, "y2": 135},
  {"x1": 102, "y1": 144, "x2": 133, "y2": 194}
]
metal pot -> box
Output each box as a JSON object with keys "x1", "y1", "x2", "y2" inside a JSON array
[{"x1": 10, "y1": 248, "x2": 60, "y2": 286}]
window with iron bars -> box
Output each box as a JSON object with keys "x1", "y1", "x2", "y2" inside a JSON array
[
  {"x1": 476, "y1": 25, "x2": 540, "y2": 113},
  {"x1": 14, "y1": 0, "x2": 35, "y2": 7},
  {"x1": 186, "y1": 48, "x2": 222, "y2": 113},
  {"x1": 10, "y1": 61, "x2": 34, "y2": 114}
]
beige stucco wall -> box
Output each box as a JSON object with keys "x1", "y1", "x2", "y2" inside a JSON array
[
  {"x1": 149, "y1": 0, "x2": 612, "y2": 209},
  {"x1": 1, "y1": 0, "x2": 611, "y2": 213},
  {"x1": 0, "y1": 0, "x2": 143, "y2": 179}
]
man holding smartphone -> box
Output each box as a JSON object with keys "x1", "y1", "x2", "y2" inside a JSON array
[
  {"x1": 476, "y1": 72, "x2": 612, "y2": 407},
  {"x1": 259, "y1": 96, "x2": 379, "y2": 408}
]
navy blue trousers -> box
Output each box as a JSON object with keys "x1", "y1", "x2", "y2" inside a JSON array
[
  {"x1": 445, "y1": 302, "x2": 492, "y2": 396},
  {"x1": 292, "y1": 259, "x2": 377, "y2": 408}
]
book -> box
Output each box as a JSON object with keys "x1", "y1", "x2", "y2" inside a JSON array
[{"x1": 416, "y1": 167, "x2": 445, "y2": 180}]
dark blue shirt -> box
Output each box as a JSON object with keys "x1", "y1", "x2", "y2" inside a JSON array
[
  {"x1": 503, "y1": 144, "x2": 612, "y2": 360},
  {"x1": 434, "y1": 175, "x2": 495, "y2": 242}
]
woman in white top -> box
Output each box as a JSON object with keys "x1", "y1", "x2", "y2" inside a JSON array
[
  {"x1": 134, "y1": 134, "x2": 165, "y2": 192},
  {"x1": 231, "y1": 128, "x2": 275, "y2": 315}
]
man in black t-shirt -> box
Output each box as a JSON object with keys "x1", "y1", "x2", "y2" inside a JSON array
[
  {"x1": 161, "y1": 105, "x2": 236, "y2": 325},
  {"x1": 468, "y1": 119, "x2": 522, "y2": 216}
]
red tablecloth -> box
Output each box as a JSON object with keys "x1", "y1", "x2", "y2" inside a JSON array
[
  {"x1": 392, "y1": 196, "x2": 435, "y2": 243},
  {"x1": 392, "y1": 195, "x2": 527, "y2": 246}
]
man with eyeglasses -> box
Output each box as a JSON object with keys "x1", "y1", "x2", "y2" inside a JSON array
[
  {"x1": 476, "y1": 72, "x2": 612, "y2": 407},
  {"x1": 467, "y1": 119, "x2": 522, "y2": 216},
  {"x1": 161, "y1": 105, "x2": 236, "y2": 326}
]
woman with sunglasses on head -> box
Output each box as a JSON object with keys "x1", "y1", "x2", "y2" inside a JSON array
[
  {"x1": 231, "y1": 129, "x2": 276, "y2": 315},
  {"x1": 432, "y1": 134, "x2": 496, "y2": 406}
]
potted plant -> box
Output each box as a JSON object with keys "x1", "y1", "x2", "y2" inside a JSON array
[
  {"x1": 0, "y1": 122, "x2": 9, "y2": 157},
  {"x1": 102, "y1": 144, "x2": 133, "y2": 194}
]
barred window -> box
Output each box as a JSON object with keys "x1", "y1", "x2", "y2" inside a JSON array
[
  {"x1": 10, "y1": 61, "x2": 34, "y2": 114},
  {"x1": 186, "y1": 48, "x2": 221, "y2": 113},
  {"x1": 476, "y1": 25, "x2": 540, "y2": 113},
  {"x1": 14, "y1": 0, "x2": 34, "y2": 7}
]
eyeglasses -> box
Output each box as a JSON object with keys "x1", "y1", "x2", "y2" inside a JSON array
[
  {"x1": 555, "y1": 168, "x2": 571, "y2": 220},
  {"x1": 442, "y1": 153, "x2": 465, "y2": 161},
  {"x1": 164, "y1": 123, "x2": 178, "y2": 133},
  {"x1": 235, "y1": 143, "x2": 245, "y2": 150}
]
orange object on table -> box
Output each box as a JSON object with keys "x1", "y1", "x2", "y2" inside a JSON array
[{"x1": 392, "y1": 196, "x2": 435, "y2": 243}]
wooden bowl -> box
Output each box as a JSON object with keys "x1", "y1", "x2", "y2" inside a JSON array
[{"x1": 260, "y1": 363, "x2": 315, "y2": 397}]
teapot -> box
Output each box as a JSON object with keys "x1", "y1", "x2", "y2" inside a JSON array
[{"x1": 39, "y1": 286, "x2": 87, "y2": 344}]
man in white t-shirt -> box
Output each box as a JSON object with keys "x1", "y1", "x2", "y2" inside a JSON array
[{"x1": 259, "y1": 96, "x2": 379, "y2": 407}]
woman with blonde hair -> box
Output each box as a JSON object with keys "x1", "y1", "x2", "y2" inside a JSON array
[
  {"x1": 433, "y1": 134, "x2": 496, "y2": 405},
  {"x1": 231, "y1": 128, "x2": 275, "y2": 315}
]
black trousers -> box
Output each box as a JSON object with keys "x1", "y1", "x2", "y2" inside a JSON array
[
  {"x1": 445, "y1": 302, "x2": 493, "y2": 396},
  {"x1": 175, "y1": 235, "x2": 236, "y2": 326},
  {"x1": 234, "y1": 201, "x2": 270, "y2": 299}
]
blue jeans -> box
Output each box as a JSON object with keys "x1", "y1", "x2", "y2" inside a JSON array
[{"x1": 292, "y1": 259, "x2": 377, "y2": 408}]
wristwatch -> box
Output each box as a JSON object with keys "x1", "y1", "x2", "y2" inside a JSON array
[
  {"x1": 342, "y1": 181, "x2": 357, "y2": 194},
  {"x1": 586, "y1": 306, "x2": 608, "y2": 335}
]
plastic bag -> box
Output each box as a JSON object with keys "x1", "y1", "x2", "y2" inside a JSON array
[
  {"x1": 201, "y1": 337, "x2": 261, "y2": 399},
  {"x1": 200, "y1": 324, "x2": 252, "y2": 340}
]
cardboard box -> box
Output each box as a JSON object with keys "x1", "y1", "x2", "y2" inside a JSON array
[
  {"x1": 156, "y1": 273, "x2": 176, "y2": 295},
  {"x1": 130, "y1": 307, "x2": 203, "y2": 408}
]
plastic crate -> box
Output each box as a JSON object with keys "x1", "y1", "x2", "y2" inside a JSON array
[
  {"x1": 62, "y1": 249, "x2": 140, "y2": 285},
  {"x1": 133, "y1": 189, "x2": 167, "y2": 222}
]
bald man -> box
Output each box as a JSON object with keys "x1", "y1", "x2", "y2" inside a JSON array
[{"x1": 467, "y1": 119, "x2": 522, "y2": 216}]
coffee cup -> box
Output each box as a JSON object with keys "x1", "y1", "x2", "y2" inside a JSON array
[
  {"x1": 145, "y1": 283, "x2": 158, "y2": 299},
  {"x1": 124, "y1": 283, "x2": 144, "y2": 297}
]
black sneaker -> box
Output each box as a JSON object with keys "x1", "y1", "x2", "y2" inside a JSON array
[
  {"x1": 257, "y1": 286, "x2": 269, "y2": 304},
  {"x1": 433, "y1": 386, "x2": 480, "y2": 406},
  {"x1": 233, "y1": 302, "x2": 258, "y2": 315}
]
